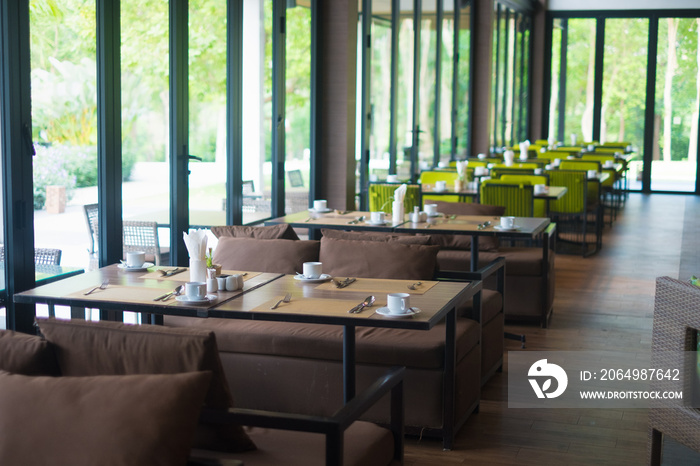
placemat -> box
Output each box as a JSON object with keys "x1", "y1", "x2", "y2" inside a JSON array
[
  {"x1": 253, "y1": 297, "x2": 380, "y2": 318},
  {"x1": 69, "y1": 284, "x2": 173, "y2": 303},
  {"x1": 313, "y1": 278, "x2": 438, "y2": 295},
  {"x1": 139, "y1": 269, "x2": 261, "y2": 282}
]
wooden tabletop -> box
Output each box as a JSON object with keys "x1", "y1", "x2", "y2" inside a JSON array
[
  {"x1": 265, "y1": 210, "x2": 402, "y2": 230},
  {"x1": 395, "y1": 214, "x2": 550, "y2": 238}
]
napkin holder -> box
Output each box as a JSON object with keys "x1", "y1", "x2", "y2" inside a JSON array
[
  {"x1": 189, "y1": 258, "x2": 207, "y2": 283},
  {"x1": 392, "y1": 200, "x2": 404, "y2": 225}
]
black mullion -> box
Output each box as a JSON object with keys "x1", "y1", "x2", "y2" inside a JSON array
[
  {"x1": 510, "y1": 13, "x2": 518, "y2": 146},
  {"x1": 501, "y1": 8, "x2": 510, "y2": 148},
  {"x1": 592, "y1": 17, "x2": 605, "y2": 143},
  {"x1": 96, "y1": 0, "x2": 123, "y2": 268},
  {"x1": 466, "y1": 1, "x2": 474, "y2": 156},
  {"x1": 310, "y1": 0, "x2": 321, "y2": 204},
  {"x1": 359, "y1": 0, "x2": 371, "y2": 210},
  {"x1": 492, "y1": 4, "x2": 501, "y2": 150},
  {"x1": 557, "y1": 18, "x2": 567, "y2": 143},
  {"x1": 450, "y1": 1, "x2": 459, "y2": 160},
  {"x1": 541, "y1": 10, "x2": 553, "y2": 141},
  {"x1": 642, "y1": 16, "x2": 658, "y2": 194},
  {"x1": 271, "y1": 0, "x2": 285, "y2": 218},
  {"x1": 524, "y1": 13, "x2": 532, "y2": 141},
  {"x1": 226, "y1": 0, "x2": 243, "y2": 225},
  {"x1": 388, "y1": 0, "x2": 399, "y2": 174},
  {"x1": 410, "y1": 0, "x2": 421, "y2": 182},
  {"x1": 0, "y1": 0, "x2": 35, "y2": 332},
  {"x1": 433, "y1": 0, "x2": 443, "y2": 168},
  {"x1": 169, "y1": 0, "x2": 189, "y2": 266}
]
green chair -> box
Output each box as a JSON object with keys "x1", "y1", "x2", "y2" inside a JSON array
[
  {"x1": 490, "y1": 167, "x2": 536, "y2": 178},
  {"x1": 479, "y1": 179, "x2": 534, "y2": 217},
  {"x1": 547, "y1": 169, "x2": 602, "y2": 257},
  {"x1": 499, "y1": 174, "x2": 549, "y2": 218},
  {"x1": 368, "y1": 183, "x2": 422, "y2": 213},
  {"x1": 491, "y1": 162, "x2": 540, "y2": 170},
  {"x1": 419, "y1": 170, "x2": 461, "y2": 203}
]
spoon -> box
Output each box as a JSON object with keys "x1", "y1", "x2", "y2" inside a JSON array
[{"x1": 349, "y1": 295, "x2": 375, "y2": 314}]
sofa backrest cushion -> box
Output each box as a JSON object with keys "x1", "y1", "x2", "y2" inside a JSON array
[
  {"x1": 0, "y1": 330, "x2": 59, "y2": 376},
  {"x1": 320, "y1": 228, "x2": 432, "y2": 245},
  {"x1": 427, "y1": 201, "x2": 506, "y2": 251},
  {"x1": 36, "y1": 318, "x2": 256, "y2": 453},
  {"x1": 0, "y1": 370, "x2": 211, "y2": 466},
  {"x1": 213, "y1": 237, "x2": 320, "y2": 274},
  {"x1": 319, "y1": 236, "x2": 440, "y2": 280},
  {"x1": 211, "y1": 223, "x2": 299, "y2": 241}
]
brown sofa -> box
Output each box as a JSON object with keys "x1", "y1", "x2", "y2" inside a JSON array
[
  {"x1": 0, "y1": 321, "x2": 403, "y2": 466},
  {"x1": 428, "y1": 201, "x2": 557, "y2": 328},
  {"x1": 166, "y1": 228, "x2": 483, "y2": 449}
]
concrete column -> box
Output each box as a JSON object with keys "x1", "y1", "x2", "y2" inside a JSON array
[{"x1": 471, "y1": 0, "x2": 494, "y2": 155}]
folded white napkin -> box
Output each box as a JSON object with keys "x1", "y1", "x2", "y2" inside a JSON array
[
  {"x1": 504, "y1": 150, "x2": 515, "y2": 167},
  {"x1": 456, "y1": 161, "x2": 468, "y2": 180},
  {"x1": 183, "y1": 229, "x2": 208, "y2": 260},
  {"x1": 394, "y1": 183, "x2": 407, "y2": 204}
]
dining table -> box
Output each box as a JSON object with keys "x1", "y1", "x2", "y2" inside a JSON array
[{"x1": 13, "y1": 263, "x2": 481, "y2": 438}]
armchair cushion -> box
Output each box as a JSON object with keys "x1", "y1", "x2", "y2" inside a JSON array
[
  {"x1": 211, "y1": 223, "x2": 300, "y2": 241},
  {"x1": 213, "y1": 237, "x2": 320, "y2": 274},
  {"x1": 319, "y1": 236, "x2": 440, "y2": 280},
  {"x1": 0, "y1": 370, "x2": 211, "y2": 466},
  {"x1": 426, "y1": 201, "x2": 505, "y2": 251},
  {"x1": 36, "y1": 318, "x2": 256, "y2": 453},
  {"x1": 0, "y1": 330, "x2": 58, "y2": 376}
]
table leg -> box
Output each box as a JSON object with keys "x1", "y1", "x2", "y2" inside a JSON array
[
  {"x1": 442, "y1": 308, "x2": 456, "y2": 450},
  {"x1": 344, "y1": 325, "x2": 356, "y2": 404},
  {"x1": 470, "y1": 236, "x2": 479, "y2": 272}
]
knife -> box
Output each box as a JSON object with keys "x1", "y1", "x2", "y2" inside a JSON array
[
  {"x1": 338, "y1": 278, "x2": 356, "y2": 288},
  {"x1": 163, "y1": 267, "x2": 185, "y2": 277}
]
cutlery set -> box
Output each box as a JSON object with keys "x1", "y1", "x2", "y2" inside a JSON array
[
  {"x1": 270, "y1": 292, "x2": 292, "y2": 309},
  {"x1": 332, "y1": 277, "x2": 356, "y2": 288},
  {"x1": 84, "y1": 279, "x2": 109, "y2": 295},
  {"x1": 153, "y1": 285, "x2": 184, "y2": 301},
  {"x1": 407, "y1": 282, "x2": 422, "y2": 290},
  {"x1": 347, "y1": 216, "x2": 365, "y2": 225},
  {"x1": 159, "y1": 267, "x2": 186, "y2": 277},
  {"x1": 477, "y1": 221, "x2": 491, "y2": 230},
  {"x1": 348, "y1": 295, "x2": 375, "y2": 313}
]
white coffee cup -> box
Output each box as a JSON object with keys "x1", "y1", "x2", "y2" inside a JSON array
[
  {"x1": 438, "y1": 161, "x2": 448, "y2": 168},
  {"x1": 303, "y1": 262, "x2": 323, "y2": 279},
  {"x1": 313, "y1": 199, "x2": 327, "y2": 211},
  {"x1": 206, "y1": 278, "x2": 218, "y2": 293},
  {"x1": 534, "y1": 168, "x2": 543, "y2": 175},
  {"x1": 544, "y1": 164, "x2": 552, "y2": 170},
  {"x1": 435, "y1": 180, "x2": 447, "y2": 191},
  {"x1": 553, "y1": 158, "x2": 561, "y2": 166},
  {"x1": 424, "y1": 204, "x2": 438, "y2": 217},
  {"x1": 386, "y1": 174, "x2": 399, "y2": 183},
  {"x1": 185, "y1": 282, "x2": 207, "y2": 299},
  {"x1": 477, "y1": 153, "x2": 487, "y2": 159},
  {"x1": 370, "y1": 211, "x2": 385, "y2": 224},
  {"x1": 126, "y1": 251, "x2": 146, "y2": 268},
  {"x1": 387, "y1": 293, "x2": 411, "y2": 314},
  {"x1": 534, "y1": 184, "x2": 547, "y2": 195},
  {"x1": 500, "y1": 216, "x2": 515, "y2": 229},
  {"x1": 604, "y1": 160, "x2": 614, "y2": 167},
  {"x1": 588, "y1": 170, "x2": 598, "y2": 178}
]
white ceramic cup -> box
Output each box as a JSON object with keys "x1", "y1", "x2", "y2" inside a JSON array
[
  {"x1": 313, "y1": 199, "x2": 327, "y2": 211},
  {"x1": 185, "y1": 282, "x2": 207, "y2": 299},
  {"x1": 588, "y1": 170, "x2": 598, "y2": 178},
  {"x1": 424, "y1": 204, "x2": 438, "y2": 216},
  {"x1": 534, "y1": 168, "x2": 543, "y2": 175},
  {"x1": 500, "y1": 216, "x2": 515, "y2": 229},
  {"x1": 604, "y1": 160, "x2": 614, "y2": 167},
  {"x1": 534, "y1": 184, "x2": 547, "y2": 194},
  {"x1": 477, "y1": 153, "x2": 487, "y2": 159},
  {"x1": 126, "y1": 251, "x2": 146, "y2": 268},
  {"x1": 217, "y1": 276, "x2": 228, "y2": 290},
  {"x1": 553, "y1": 158, "x2": 561, "y2": 166},
  {"x1": 387, "y1": 293, "x2": 411, "y2": 314},
  {"x1": 370, "y1": 211, "x2": 385, "y2": 224},
  {"x1": 544, "y1": 164, "x2": 552, "y2": 170},
  {"x1": 474, "y1": 166, "x2": 486, "y2": 176},
  {"x1": 303, "y1": 262, "x2": 323, "y2": 279},
  {"x1": 386, "y1": 174, "x2": 399, "y2": 182},
  {"x1": 206, "y1": 278, "x2": 218, "y2": 293},
  {"x1": 435, "y1": 180, "x2": 447, "y2": 191}
]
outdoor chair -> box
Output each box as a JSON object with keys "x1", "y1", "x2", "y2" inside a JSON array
[
  {"x1": 83, "y1": 203, "x2": 99, "y2": 254},
  {"x1": 123, "y1": 220, "x2": 169, "y2": 266},
  {"x1": 0, "y1": 246, "x2": 62, "y2": 265}
]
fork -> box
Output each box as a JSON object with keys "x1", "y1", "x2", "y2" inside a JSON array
[
  {"x1": 270, "y1": 292, "x2": 292, "y2": 309},
  {"x1": 407, "y1": 282, "x2": 422, "y2": 290},
  {"x1": 84, "y1": 279, "x2": 109, "y2": 295}
]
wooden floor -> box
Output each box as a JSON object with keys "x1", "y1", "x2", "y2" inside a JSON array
[{"x1": 404, "y1": 193, "x2": 697, "y2": 465}]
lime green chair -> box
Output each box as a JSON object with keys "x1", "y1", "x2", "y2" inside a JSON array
[
  {"x1": 479, "y1": 179, "x2": 534, "y2": 217},
  {"x1": 419, "y1": 170, "x2": 461, "y2": 203},
  {"x1": 491, "y1": 162, "x2": 540, "y2": 169},
  {"x1": 368, "y1": 183, "x2": 422, "y2": 213},
  {"x1": 498, "y1": 175, "x2": 549, "y2": 218},
  {"x1": 558, "y1": 160, "x2": 602, "y2": 205},
  {"x1": 547, "y1": 170, "x2": 601, "y2": 256},
  {"x1": 490, "y1": 167, "x2": 535, "y2": 178},
  {"x1": 581, "y1": 155, "x2": 623, "y2": 223}
]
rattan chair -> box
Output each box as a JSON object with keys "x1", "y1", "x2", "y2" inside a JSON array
[
  {"x1": 83, "y1": 203, "x2": 99, "y2": 254},
  {"x1": 123, "y1": 220, "x2": 169, "y2": 266},
  {"x1": 0, "y1": 246, "x2": 62, "y2": 265}
]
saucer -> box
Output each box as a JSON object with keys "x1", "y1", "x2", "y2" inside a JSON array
[
  {"x1": 376, "y1": 307, "x2": 421, "y2": 318},
  {"x1": 432, "y1": 188, "x2": 447, "y2": 193},
  {"x1": 294, "y1": 273, "x2": 332, "y2": 283},
  {"x1": 118, "y1": 262, "x2": 154, "y2": 272},
  {"x1": 309, "y1": 208, "x2": 333, "y2": 213},
  {"x1": 175, "y1": 294, "x2": 217, "y2": 303},
  {"x1": 367, "y1": 220, "x2": 387, "y2": 226},
  {"x1": 494, "y1": 225, "x2": 520, "y2": 231},
  {"x1": 427, "y1": 212, "x2": 443, "y2": 218}
]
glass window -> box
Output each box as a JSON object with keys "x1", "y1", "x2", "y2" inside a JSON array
[
  {"x1": 188, "y1": 0, "x2": 227, "y2": 228},
  {"x1": 284, "y1": 2, "x2": 312, "y2": 213},
  {"x1": 439, "y1": 4, "x2": 455, "y2": 165},
  {"x1": 455, "y1": 4, "x2": 471, "y2": 157},
  {"x1": 241, "y1": 0, "x2": 273, "y2": 223},
  {"x1": 30, "y1": 0, "x2": 97, "y2": 272},
  {"x1": 651, "y1": 17, "x2": 699, "y2": 192},
  {"x1": 417, "y1": 2, "x2": 437, "y2": 170},
  {"x1": 368, "y1": 1, "x2": 393, "y2": 181},
  {"x1": 564, "y1": 18, "x2": 597, "y2": 144},
  {"x1": 396, "y1": 4, "x2": 415, "y2": 180}
]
